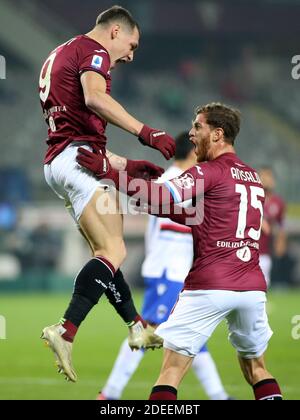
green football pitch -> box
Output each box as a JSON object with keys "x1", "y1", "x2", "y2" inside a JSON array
[{"x1": 0, "y1": 291, "x2": 299, "y2": 400}]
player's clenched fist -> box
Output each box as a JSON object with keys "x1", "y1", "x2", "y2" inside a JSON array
[{"x1": 138, "y1": 124, "x2": 176, "y2": 160}]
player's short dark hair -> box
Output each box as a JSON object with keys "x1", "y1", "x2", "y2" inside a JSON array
[
  {"x1": 196, "y1": 102, "x2": 241, "y2": 145},
  {"x1": 96, "y1": 5, "x2": 140, "y2": 34},
  {"x1": 175, "y1": 131, "x2": 194, "y2": 160}
]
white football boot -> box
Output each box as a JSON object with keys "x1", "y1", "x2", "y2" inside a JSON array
[{"x1": 41, "y1": 324, "x2": 77, "y2": 382}]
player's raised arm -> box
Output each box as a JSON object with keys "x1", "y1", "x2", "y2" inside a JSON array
[
  {"x1": 81, "y1": 71, "x2": 143, "y2": 136},
  {"x1": 81, "y1": 71, "x2": 175, "y2": 159}
]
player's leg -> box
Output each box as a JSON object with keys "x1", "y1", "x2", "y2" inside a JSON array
[
  {"x1": 192, "y1": 345, "x2": 230, "y2": 400},
  {"x1": 43, "y1": 188, "x2": 161, "y2": 382},
  {"x1": 227, "y1": 290, "x2": 282, "y2": 400},
  {"x1": 61, "y1": 188, "x2": 162, "y2": 346},
  {"x1": 42, "y1": 149, "x2": 160, "y2": 382},
  {"x1": 154, "y1": 281, "x2": 230, "y2": 400},
  {"x1": 104, "y1": 270, "x2": 162, "y2": 350},
  {"x1": 59, "y1": 188, "x2": 125, "y2": 332},
  {"x1": 149, "y1": 290, "x2": 230, "y2": 400},
  {"x1": 238, "y1": 355, "x2": 282, "y2": 400},
  {"x1": 149, "y1": 348, "x2": 193, "y2": 400},
  {"x1": 79, "y1": 186, "x2": 126, "y2": 267},
  {"x1": 43, "y1": 146, "x2": 124, "y2": 332},
  {"x1": 42, "y1": 188, "x2": 122, "y2": 382},
  {"x1": 79, "y1": 224, "x2": 151, "y2": 348},
  {"x1": 98, "y1": 275, "x2": 173, "y2": 400}
]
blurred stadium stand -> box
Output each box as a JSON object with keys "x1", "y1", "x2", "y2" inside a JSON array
[{"x1": 0, "y1": 0, "x2": 300, "y2": 290}]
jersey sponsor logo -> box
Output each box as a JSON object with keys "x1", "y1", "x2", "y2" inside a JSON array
[
  {"x1": 173, "y1": 173, "x2": 195, "y2": 190},
  {"x1": 217, "y1": 240, "x2": 259, "y2": 250},
  {"x1": 195, "y1": 165, "x2": 204, "y2": 176},
  {"x1": 91, "y1": 55, "x2": 103, "y2": 70}
]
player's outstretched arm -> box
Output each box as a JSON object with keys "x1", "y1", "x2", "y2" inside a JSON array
[
  {"x1": 81, "y1": 71, "x2": 175, "y2": 159},
  {"x1": 106, "y1": 149, "x2": 164, "y2": 180},
  {"x1": 77, "y1": 147, "x2": 173, "y2": 205},
  {"x1": 105, "y1": 150, "x2": 127, "y2": 171},
  {"x1": 76, "y1": 147, "x2": 205, "y2": 208}
]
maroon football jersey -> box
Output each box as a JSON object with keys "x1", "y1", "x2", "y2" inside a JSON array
[
  {"x1": 259, "y1": 194, "x2": 286, "y2": 255},
  {"x1": 39, "y1": 35, "x2": 111, "y2": 163},
  {"x1": 164, "y1": 153, "x2": 267, "y2": 291}
]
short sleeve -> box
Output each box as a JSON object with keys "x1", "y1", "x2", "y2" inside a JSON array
[
  {"x1": 78, "y1": 45, "x2": 111, "y2": 79},
  {"x1": 163, "y1": 162, "x2": 222, "y2": 204}
]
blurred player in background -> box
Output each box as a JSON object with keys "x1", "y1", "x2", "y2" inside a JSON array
[
  {"x1": 77, "y1": 103, "x2": 283, "y2": 400},
  {"x1": 259, "y1": 167, "x2": 287, "y2": 287},
  {"x1": 98, "y1": 132, "x2": 232, "y2": 401},
  {"x1": 38, "y1": 5, "x2": 175, "y2": 382}
]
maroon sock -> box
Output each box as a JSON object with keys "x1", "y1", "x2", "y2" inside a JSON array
[
  {"x1": 133, "y1": 315, "x2": 147, "y2": 328},
  {"x1": 61, "y1": 320, "x2": 78, "y2": 343},
  {"x1": 253, "y1": 379, "x2": 282, "y2": 400},
  {"x1": 149, "y1": 385, "x2": 177, "y2": 400}
]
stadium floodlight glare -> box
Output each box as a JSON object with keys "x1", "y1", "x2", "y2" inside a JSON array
[{"x1": 0, "y1": 55, "x2": 6, "y2": 80}]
